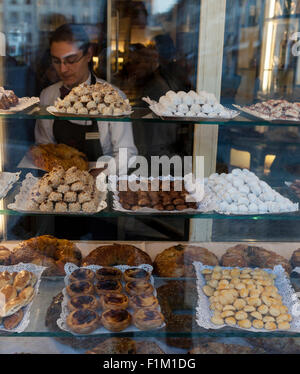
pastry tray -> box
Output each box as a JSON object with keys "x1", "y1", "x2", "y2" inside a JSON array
[
  {"x1": 7, "y1": 172, "x2": 107, "y2": 215},
  {"x1": 110, "y1": 174, "x2": 215, "y2": 214},
  {"x1": 193, "y1": 261, "x2": 300, "y2": 333},
  {"x1": 0, "y1": 97, "x2": 40, "y2": 114},
  {"x1": 57, "y1": 263, "x2": 166, "y2": 335},
  {"x1": 233, "y1": 104, "x2": 300, "y2": 124},
  {"x1": 0, "y1": 263, "x2": 46, "y2": 333},
  {"x1": 47, "y1": 106, "x2": 133, "y2": 119}
]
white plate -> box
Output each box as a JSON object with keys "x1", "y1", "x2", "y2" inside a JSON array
[{"x1": 0, "y1": 97, "x2": 40, "y2": 114}]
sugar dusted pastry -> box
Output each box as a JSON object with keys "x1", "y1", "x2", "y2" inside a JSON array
[
  {"x1": 54, "y1": 201, "x2": 68, "y2": 212},
  {"x1": 68, "y1": 202, "x2": 81, "y2": 212},
  {"x1": 64, "y1": 191, "x2": 77, "y2": 203},
  {"x1": 78, "y1": 107, "x2": 88, "y2": 115},
  {"x1": 39, "y1": 200, "x2": 54, "y2": 212}
]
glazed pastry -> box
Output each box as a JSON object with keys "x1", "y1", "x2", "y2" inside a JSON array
[
  {"x1": 0, "y1": 284, "x2": 17, "y2": 303},
  {"x1": 66, "y1": 280, "x2": 94, "y2": 297},
  {"x1": 3, "y1": 309, "x2": 24, "y2": 330},
  {"x1": 1, "y1": 296, "x2": 24, "y2": 317},
  {"x1": 125, "y1": 280, "x2": 154, "y2": 296},
  {"x1": 18, "y1": 285, "x2": 35, "y2": 307},
  {"x1": 100, "y1": 292, "x2": 129, "y2": 310},
  {"x1": 68, "y1": 294, "x2": 99, "y2": 311},
  {"x1": 95, "y1": 280, "x2": 122, "y2": 296},
  {"x1": 0, "y1": 271, "x2": 13, "y2": 288},
  {"x1": 95, "y1": 267, "x2": 123, "y2": 281},
  {"x1": 69, "y1": 268, "x2": 95, "y2": 283},
  {"x1": 101, "y1": 308, "x2": 131, "y2": 332},
  {"x1": 13, "y1": 270, "x2": 32, "y2": 292},
  {"x1": 132, "y1": 309, "x2": 164, "y2": 330},
  {"x1": 129, "y1": 294, "x2": 159, "y2": 310},
  {"x1": 81, "y1": 243, "x2": 152, "y2": 267},
  {"x1": 123, "y1": 268, "x2": 150, "y2": 283},
  {"x1": 0, "y1": 247, "x2": 12, "y2": 265},
  {"x1": 66, "y1": 309, "x2": 99, "y2": 334}
]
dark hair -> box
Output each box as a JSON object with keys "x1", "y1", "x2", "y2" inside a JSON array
[{"x1": 50, "y1": 23, "x2": 90, "y2": 54}]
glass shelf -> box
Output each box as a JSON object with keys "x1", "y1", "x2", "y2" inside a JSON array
[
  {"x1": 2, "y1": 106, "x2": 300, "y2": 127},
  {"x1": 1, "y1": 277, "x2": 299, "y2": 339}
]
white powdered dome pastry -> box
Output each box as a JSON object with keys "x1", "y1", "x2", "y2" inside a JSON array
[
  {"x1": 29, "y1": 166, "x2": 102, "y2": 213},
  {"x1": 205, "y1": 168, "x2": 298, "y2": 215},
  {"x1": 54, "y1": 82, "x2": 132, "y2": 116},
  {"x1": 144, "y1": 90, "x2": 238, "y2": 119}
]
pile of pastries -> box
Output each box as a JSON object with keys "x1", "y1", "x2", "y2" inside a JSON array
[
  {"x1": 29, "y1": 166, "x2": 101, "y2": 213},
  {"x1": 202, "y1": 265, "x2": 292, "y2": 331},
  {"x1": 10, "y1": 235, "x2": 82, "y2": 276},
  {"x1": 54, "y1": 82, "x2": 132, "y2": 116},
  {"x1": 0, "y1": 87, "x2": 19, "y2": 110},
  {"x1": 0, "y1": 270, "x2": 37, "y2": 330},
  {"x1": 244, "y1": 99, "x2": 300, "y2": 121},
  {"x1": 206, "y1": 168, "x2": 298, "y2": 214},
  {"x1": 117, "y1": 180, "x2": 198, "y2": 211},
  {"x1": 29, "y1": 143, "x2": 89, "y2": 172},
  {"x1": 65, "y1": 266, "x2": 164, "y2": 334},
  {"x1": 146, "y1": 90, "x2": 237, "y2": 118}
]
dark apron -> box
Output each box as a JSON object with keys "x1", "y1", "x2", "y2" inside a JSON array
[{"x1": 53, "y1": 74, "x2": 103, "y2": 161}]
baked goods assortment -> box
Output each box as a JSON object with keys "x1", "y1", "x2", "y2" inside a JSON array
[
  {"x1": 0, "y1": 269, "x2": 39, "y2": 330},
  {"x1": 81, "y1": 243, "x2": 152, "y2": 267},
  {"x1": 61, "y1": 265, "x2": 164, "y2": 335},
  {"x1": 0, "y1": 87, "x2": 19, "y2": 110},
  {"x1": 28, "y1": 166, "x2": 102, "y2": 213},
  {"x1": 206, "y1": 168, "x2": 298, "y2": 214},
  {"x1": 235, "y1": 99, "x2": 300, "y2": 121},
  {"x1": 221, "y1": 244, "x2": 292, "y2": 274},
  {"x1": 11, "y1": 235, "x2": 82, "y2": 276},
  {"x1": 201, "y1": 265, "x2": 293, "y2": 331},
  {"x1": 52, "y1": 81, "x2": 132, "y2": 116},
  {"x1": 143, "y1": 90, "x2": 238, "y2": 119},
  {"x1": 153, "y1": 244, "x2": 219, "y2": 277},
  {"x1": 29, "y1": 143, "x2": 89, "y2": 172},
  {"x1": 116, "y1": 180, "x2": 198, "y2": 212}
]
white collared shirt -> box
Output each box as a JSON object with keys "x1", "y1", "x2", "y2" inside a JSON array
[{"x1": 34, "y1": 74, "x2": 138, "y2": 172}]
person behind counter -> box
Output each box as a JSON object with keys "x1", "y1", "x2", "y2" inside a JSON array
[{"x1": 35, "y1": 23, "x2": 137, "y2": 175}]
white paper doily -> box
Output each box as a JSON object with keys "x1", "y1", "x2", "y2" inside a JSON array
[
  {"x1": 109, "y1": 174, "x2": 215, "y2": 213},
  {"x1": 8, "y1": 172, "x2": 107, "y2": 214},
  {"x1": 57, "y1": 262, "x2": 165, "y2": 335},
  {"x1": 193, "y1": 261, "x2": 300, "y2": 333},
  {"x1": 0, "y1": 263, "x2": 46, "y2": 333}
]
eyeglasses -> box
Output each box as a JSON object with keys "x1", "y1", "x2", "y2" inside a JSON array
[{"x1": 51, "y1": 51, "x2": 86, "y2": 66}]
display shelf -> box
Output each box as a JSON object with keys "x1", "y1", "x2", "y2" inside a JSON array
[
  {"x1": 0, "y1": 277, "x2": 299, "y2": 339},
  {"x1": 1, "y1": 182, "x2": 298, "y2": 220},
  {"x1": 2, "y1": 106, "x2": 300, "y2": 127}
]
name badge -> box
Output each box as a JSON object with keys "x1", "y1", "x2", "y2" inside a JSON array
[{"x1": 85, "y1": 132, "x2": 99, "y2": 140}]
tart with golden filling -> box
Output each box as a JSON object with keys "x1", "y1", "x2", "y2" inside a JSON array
[
  {"x1": 125, "y1": 280, "x2": 154, "y2": 296},
  {"x1": 69, "y1": 268, "x2": 95, "y2": 283},
  {"x1": 132, "y1": 309, "x2": 164, "y2": 330},
  {"x1": 123, "y1": 268, "x2": 150, "y2": 283},
  {"x1": 100, "y1": 292, "x2": 129, "y2": 310},
  {"x1": 95, "y1": 280, "x2": 122, "y2": 296},
  {"x1": 68, "y1": 294, "x2": 99, "y2": 311},
  {"x1": 101, "y1": 308, "x2": 131, "y2": 332},
  {"x1": 129, "y1": 294, "x2": 159, "y2": 310},
  {"x1": 95, "y1": 267, "x2": 123, "y2": 281},
  {"x1": 66, "y1": 309, "x2": 99, "y2": 334},
  {"x1": 66, "y1": 280, "x2": 94, "y2": 297}
]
